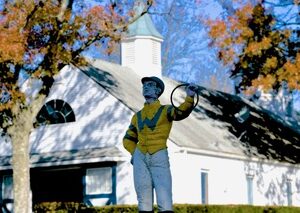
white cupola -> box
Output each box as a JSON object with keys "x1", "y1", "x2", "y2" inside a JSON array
[{"x1": 121, "y1": 0, "x2": 163, "y2": 78}]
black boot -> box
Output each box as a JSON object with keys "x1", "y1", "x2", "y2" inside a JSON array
[{"x1": 139, "y1": 211, "x2": 154, "y2": 213}]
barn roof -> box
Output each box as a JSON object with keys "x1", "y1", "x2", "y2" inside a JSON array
[{"x1": 0, "y1": 147, "x2": 125, "y2": 169}]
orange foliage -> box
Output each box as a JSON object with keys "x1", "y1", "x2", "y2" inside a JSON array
[
  {"x1": 252, "y1": 74, "x2": 276, "y2": 92},
  {"x1": 235, "y1": 4, "x2": 253, "y2": 23},
  {"x1": 277, "y1": 54, "x2": 300, "y2": 90},
  {"x1": 218, "y1": 48, "x2": 235, "y2": 64},
  {"x1": 245, "y1": 37, "x2": 272, "y2": 56},
  {"x1": 263, "y1": 57, "x2": 278, "y2": 71},
  {"x1": 206, "y1": 2, "x2": 300, "y2": 93},
  {"x1": 206, "y1": 3, "x2": 254, "y2": 66},
  {"x1": 208, "y1": 20, "x2": 228, "y2": 39},
  {"x1": 0, "y1": 1, "x2": 35, "y2": 63},
  {"x1": 0, "y1": 0, "x2": 151, "y2": 117}
]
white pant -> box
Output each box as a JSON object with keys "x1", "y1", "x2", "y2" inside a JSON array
[{"x1": 132, "y1": 148, "x2": 173, "y2": 212}]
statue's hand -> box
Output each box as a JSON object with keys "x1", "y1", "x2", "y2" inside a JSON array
[{"x1": 186, "y1": 83, "x2": 198, "y2": 97}]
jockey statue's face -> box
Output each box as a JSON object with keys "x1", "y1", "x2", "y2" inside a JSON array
[{"x1": 142, "y1": 80, "x2": 161, "y2": 100}]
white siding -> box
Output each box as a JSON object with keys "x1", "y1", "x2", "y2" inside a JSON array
[
  {"x1": 116, "y1": 161, "x2": 137, "y2": 205},
  {"x1": 169, "y1": 150, "x2": 300, "y2": 206},
  {"x1": 114, "y1": 140, "x2": 300, "y2": 207},
  {"x1": 29, "y1": 65, "x2": 132, "y2": 153}
]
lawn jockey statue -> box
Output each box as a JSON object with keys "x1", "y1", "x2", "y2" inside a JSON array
[{"x1": 123, "y1": 76, "x2": 196, "y2": 213}]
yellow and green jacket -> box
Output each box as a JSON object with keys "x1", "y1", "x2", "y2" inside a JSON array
[{"x1": 123, "y1": 96, "x2": 194, "y2": 155}]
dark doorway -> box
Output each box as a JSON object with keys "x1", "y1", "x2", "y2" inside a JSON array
[{"x1": 31, "y1": 167, "x2": 83, "y2": 203}]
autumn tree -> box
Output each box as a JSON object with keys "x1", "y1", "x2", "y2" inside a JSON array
[
  {"x1": 207, "y1": 1, "x2": 300, "y2": 117},
  {"x1": 0, "y1": 0, "x2": 152, "y2": 212}
]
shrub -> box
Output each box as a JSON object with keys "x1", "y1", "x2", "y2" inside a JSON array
[{"x1": 33, "y1": 203, "x2": 300, "y2": 213}]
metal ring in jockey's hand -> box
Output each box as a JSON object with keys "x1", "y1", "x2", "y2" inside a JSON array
[{"x1": 170, "y1": 83, "x2": 199, "y2": 113}]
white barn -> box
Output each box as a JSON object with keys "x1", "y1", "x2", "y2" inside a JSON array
[{"x1": 0, "y1": 4, "x2": 300, "y2": 211}]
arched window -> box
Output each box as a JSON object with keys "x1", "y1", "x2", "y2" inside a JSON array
[{"x1": 35, "y1": 99, "x2": 75, "y2": 127}]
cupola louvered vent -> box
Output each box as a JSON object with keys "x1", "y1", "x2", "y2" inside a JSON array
[{"x1": 152, "y1": 40, "x2": 159, "y2": 65}]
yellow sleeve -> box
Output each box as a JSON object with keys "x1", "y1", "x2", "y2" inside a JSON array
[
  {"x1": 167, "y1": 96, "x2": 194, "y2": 121},
  {"x1": 123, "y1": 115, "x2": 138, "y2": 154}
]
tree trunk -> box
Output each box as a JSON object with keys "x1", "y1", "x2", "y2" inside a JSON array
[
  {"x1": 8, "y1": 110, "x2": 32, "y2": 213},
  {"x1": 11, "y1": 133, "x2": 31, "y2": 213},
  {"x1": 7, "y1": 95, "x2": 45, "y2": 213}
]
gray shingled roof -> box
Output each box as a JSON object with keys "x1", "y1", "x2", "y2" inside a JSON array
[
  {"x1": 0, "y1": 147, "x2": 124, "y2": 169},
  {"x1": 82, "y1": 58, "x2": 300, "y2": 164}
]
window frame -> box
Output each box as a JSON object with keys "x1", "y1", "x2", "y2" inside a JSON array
[
  {"x1": 35, "y1": 99, "x2": 75, "y2": 126},
  {"x1": 246, "y1": 175, "x2": 254, "y2": 205},
  {"x1": 287, "y1": 179, "x2": 292, "y2": 206},
  {"x1": 85, "y1": 167, "x2": 113, "y2": 195},
  {"x1": 201, "y1": 171, "x2": 208, "y2": 204},
  {"x1": 0, "y1": 173, "x2": 14, "y2": 212},
  {"x1": 83, "y1": 164, "x2": 117, "y2": 206}
]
